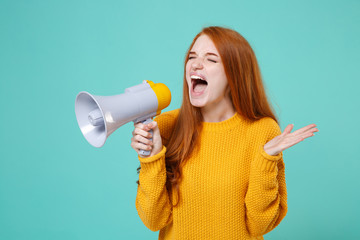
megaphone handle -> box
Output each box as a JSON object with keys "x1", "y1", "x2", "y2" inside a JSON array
[{"x1": 139, "y1": 118, "x2": 153, "y2": 156}]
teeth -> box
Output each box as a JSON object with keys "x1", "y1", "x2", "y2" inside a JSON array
[{"x1": 191, "y1": 75, "x2": 204, "y2": 80}]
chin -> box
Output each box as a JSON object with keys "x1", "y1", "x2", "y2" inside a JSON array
[{"x1": 190, "y1": 98, "x2": 206, "y2": 108}]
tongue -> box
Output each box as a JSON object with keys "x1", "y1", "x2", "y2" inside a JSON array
[{"x1": 194, "y1": 83, "x2": 207, "y2": 93}]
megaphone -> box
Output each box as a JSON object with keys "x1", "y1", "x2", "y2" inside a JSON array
[{"x1": 75, "y1": 80, "x2": 171, "y2": 155}]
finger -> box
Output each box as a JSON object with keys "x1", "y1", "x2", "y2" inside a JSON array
[
  {"x1": 134, "y1": 134, "x2": 153, "y2": 145},
  {"x1": 134, "y1": 122, "x2": 144, "y2": 128},
  {"x1": 134, "y1": 142, "x2": 152, "y2": 151},
  {"x1": 130, "y1": 140, "x2": 139, "y2": 151},
  {"x1": 133, "y1": 127, "x2": 152, "y2": 138},
  {"x1": 282, "y1": 124, "x2": 294, "y2": 135},
  {"x1": 135, "y1": 122, "x2": 151, "y2": 131},
  {"x1": 298, "y1": 130, "x2": 317, "y2": 140},
  {"x1": 292, "y1": 124, "x2": 317, "y2": 135},
  {"x1": 286, "y1": 131, "x2": 316, "y2": 147},
  {"x1": 308, "y1": 127, "x2": 319, "y2": 134},
  {"x1": 131, "y1": 139, "x2": 152, "y2": 152},
  {"x1": 146, "y1": 121, "x2": 158, "y2": 129},
  {"x1": 286, "y1": 130, "x2": 314, "y2": 142},
  {"x1": 292, "y1": 127, "x2": 319, "y2": 139}
]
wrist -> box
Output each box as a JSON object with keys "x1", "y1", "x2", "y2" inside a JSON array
[{"x1": 263, "y1": 146, "x2": 280, "y2": 156}]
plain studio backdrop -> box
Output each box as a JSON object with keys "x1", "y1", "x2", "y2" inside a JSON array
[{"x1": 0, "y1": 0, "x2": 359, "y2": 239}]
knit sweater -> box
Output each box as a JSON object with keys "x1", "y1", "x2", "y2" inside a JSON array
[{"x1": 136, "y1": 109, "x2": 287, "y2": 240}]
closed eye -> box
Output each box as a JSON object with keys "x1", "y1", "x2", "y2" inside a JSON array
[{"x1": 208, "y1": 59, "x2": 217, "y2": 63}]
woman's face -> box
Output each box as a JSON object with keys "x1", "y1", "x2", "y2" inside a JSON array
[{"x1": 185, "y1": 34, "x2": 231, "y2": 110}]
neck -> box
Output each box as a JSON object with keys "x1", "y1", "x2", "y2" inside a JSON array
[{"x1": 201, "y1": 98, "x2": 235, "y2": 122}]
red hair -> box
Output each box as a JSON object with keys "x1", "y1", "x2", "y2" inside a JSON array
[{"x1": 164, "y1": 26, "x2": 278, "y2": 206}]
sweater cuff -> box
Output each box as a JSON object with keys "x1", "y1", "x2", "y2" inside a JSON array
[
  {"x1": 138, "y1": 146, "x2": 167, "y2": 163},
  {"x1": 254, "y1": 145, "x2": 283, "y2": 172},
  {"x1": 260, "y1": 145, "x2": 283, "y2": 161}
]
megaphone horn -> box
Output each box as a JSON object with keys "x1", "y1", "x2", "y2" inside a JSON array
[{"x1": 75, "y1": 80, "x2": 171, "y2": 153}]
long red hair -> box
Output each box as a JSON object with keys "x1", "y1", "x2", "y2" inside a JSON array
[{"x1": 163, "y1": 26, "x2": 279, "y2": 206}]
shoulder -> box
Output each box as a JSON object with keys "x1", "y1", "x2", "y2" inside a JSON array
[
  {"x1": 154, "y1": 109, "x2": 179, "y2": 126},
  {"x1": 250, "y1": 117, "x2": 282, "y2": 142},
  {"x1": 154, "y1": 109, "x2": 180, "y2": 144},
  {"x1": 253, "y1": 117, "x2": 280, "y2": 131}
]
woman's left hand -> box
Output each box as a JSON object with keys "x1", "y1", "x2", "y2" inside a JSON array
[{"x1": 264, "y1": 124, "x2": 319, "y2": 156}]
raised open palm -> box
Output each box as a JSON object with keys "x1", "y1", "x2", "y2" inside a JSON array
[{"x1": 264, "y1": 123, "x2": 319, "y2": 156}]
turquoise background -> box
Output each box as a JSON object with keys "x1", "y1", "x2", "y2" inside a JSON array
[{"x1": 1, "y1": 0, "x2": 359, "y2": 239}]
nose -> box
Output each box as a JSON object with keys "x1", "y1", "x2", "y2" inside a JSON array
[{"x1": 191, "y1": 57, "x2": 203, "y2": 70}]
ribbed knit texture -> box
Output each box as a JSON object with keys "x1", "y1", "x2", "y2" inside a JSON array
[{"x1": 136, "y1": 109, "x2": 287, "y2": 240}]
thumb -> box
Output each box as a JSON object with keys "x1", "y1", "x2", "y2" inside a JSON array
[
  {"x1": 283, "y1": 124, "x2": 294, "y2": 135},
  {"x1": 147, "y1": 120, "x2": 158, "y2": 130}
]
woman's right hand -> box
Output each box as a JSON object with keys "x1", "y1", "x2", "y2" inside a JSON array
[{"x1": 131, "y1": 121, "x2": 163, "y2": 158}]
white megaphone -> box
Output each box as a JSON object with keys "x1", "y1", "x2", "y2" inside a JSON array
[{"x1": 75, "y1": 80, "x2": 171, "y2": 155}]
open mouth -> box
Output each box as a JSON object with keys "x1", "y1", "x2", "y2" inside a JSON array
[{"x1": 191, "y1": 75, "x2": 208, "y2": 93}]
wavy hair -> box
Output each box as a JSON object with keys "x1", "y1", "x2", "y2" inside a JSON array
[{"x1": 162, "y1": 26, "x2": 279, "y2": 206}]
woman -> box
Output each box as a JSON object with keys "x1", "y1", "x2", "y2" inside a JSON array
[{"x1": 131, "y1": 26, "x2": 318, "y2": 239}]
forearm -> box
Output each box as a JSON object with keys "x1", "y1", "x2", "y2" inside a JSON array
[
  {"x1": 245, "y1": 146, "x2": 288, "y2": 236},
  {"x1": 135, "y1": 146, "x2": 173, "y2": 231}
]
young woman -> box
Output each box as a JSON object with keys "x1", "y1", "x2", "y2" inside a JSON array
[{"x1": 131, "y1": 26, "x2": 318, "y2": 239}]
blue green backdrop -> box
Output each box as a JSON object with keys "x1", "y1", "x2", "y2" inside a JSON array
[{"x1": 1, "y1": 0, "x2": 359, "y2": 239}]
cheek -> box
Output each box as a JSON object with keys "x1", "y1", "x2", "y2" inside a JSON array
[
  {"x1": 211, "y1": 70, "x2": 227, "y2": 85},
  {"x1": 210, "y1": 74, "x2": 228, "y2": 95},
  {"x1": 185, "y1": 62, "x2": 191, "y2": 75},
  {"x1": 185, "y1": 62, "x2": 191, "y2": 85}
]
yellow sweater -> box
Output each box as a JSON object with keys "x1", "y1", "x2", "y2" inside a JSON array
[{"x1": 136, "y1": 109, "x2": 287, "y2": 240}]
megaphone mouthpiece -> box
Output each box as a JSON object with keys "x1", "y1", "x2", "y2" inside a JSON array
[{"x1": 146, "y1": 81, "x2": 172, "y2": 114}]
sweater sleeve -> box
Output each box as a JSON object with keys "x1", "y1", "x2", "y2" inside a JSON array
[
  {"x1": 135, "y1": 110, "x2": 179, "y2": 231},
  {"x1": 245, "y1": 118, "x2": 288, "y2": 237},
  {"x1": 135, "y1": 146, "x2": 173, "y2": 231}
]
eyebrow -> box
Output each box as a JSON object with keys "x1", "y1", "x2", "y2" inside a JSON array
[{"x1": 189, "y1": 51, "x2": 219, "y2": 57}]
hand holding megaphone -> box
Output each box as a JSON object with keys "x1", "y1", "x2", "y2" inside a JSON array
[
  {"x1": 75, "y1": 80, "x2": 171, "y2": 156},
  {"x1": 132, "y1": 120, "x2": 163, "y2": 158}
]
